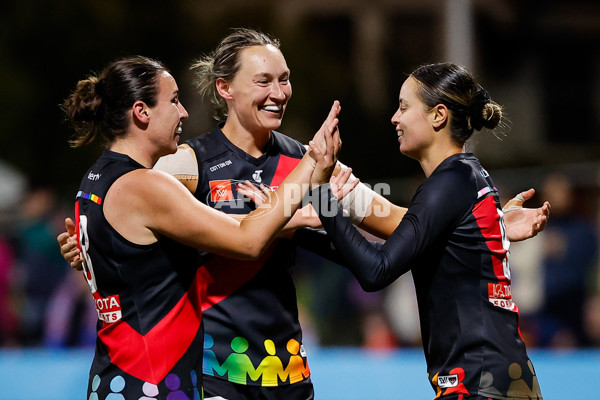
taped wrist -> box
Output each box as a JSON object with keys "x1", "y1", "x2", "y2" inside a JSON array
[
  {"x1": 336, "y1": 161, "x2": 376, "y2": 224},
  {"x1": 502, "y1": 193, "x2": 525, "y2": 212}
]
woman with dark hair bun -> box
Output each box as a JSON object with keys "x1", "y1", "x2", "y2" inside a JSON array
[
  {"x1": 62, "y1": 55, "x2": 342, "y2": 399},
  {"x1": 310, "y1": 63, "x2": 545, "y2": 400}
]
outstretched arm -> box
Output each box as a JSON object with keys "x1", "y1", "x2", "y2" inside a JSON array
[
  {"x1": 308, "y1": 170, "x2": 469, "y2": 292},
  {"x1": 502, "y1": 188, "x2": 550, "y2": 242},
  {"x1": 105, "y1": 101, "x2": 342, "y2": 260},
  {"x1": 348, "y1": 184, "x2": 548, "y2": 242}
]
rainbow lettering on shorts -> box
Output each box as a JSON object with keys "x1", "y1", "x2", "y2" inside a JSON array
[{"x1": 77, "y1": 191, "x2": 103, "y2": 204}]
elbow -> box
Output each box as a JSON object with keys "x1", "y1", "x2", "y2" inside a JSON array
[
  {"x1": 237, "y1": 239, "x2": 270, "y2": 260},
  {"x1": 359, "y1": 281, "x2": 387, "y2": 293},
  {"x1": 237, "y1": 246, "x2": 262, "y2": 261}
]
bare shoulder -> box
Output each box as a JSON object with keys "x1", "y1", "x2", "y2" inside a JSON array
[{"x1": 109, "y1": 169, "x2": 185, "y2": 206}]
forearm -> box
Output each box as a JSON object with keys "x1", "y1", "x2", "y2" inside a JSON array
[
  {"x1": 292, "y1": 228, "x2": 346, "y2": 265},
  {"x1": 237, "y1": 154, "x2": 315, "y2": 256},
  {"x1": 311, "y1": 185, "x2": 411, "y2": 291},
  {"x1": 359, "y1": 197, "x2": 407, "y2": 239},
  {"x1": 333, "y1": 161, "x2": 407, "y2": 239}
]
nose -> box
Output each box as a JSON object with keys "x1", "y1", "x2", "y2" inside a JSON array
[
  {"x1": 391, "y1": 109, "x2": 400, "y2": 126},
  {"x1": 179, "y1": 102, "x2": 189, "y2": 120},
  {"x1": 270, "y1": 82, "x2": 288, "y2": 101}
]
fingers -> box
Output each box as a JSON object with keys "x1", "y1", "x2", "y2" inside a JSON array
[
  {"x1": 237, "y1": 181, "x2": 269, "y2": 205},
  {"x1": 324, "y1": 100, "x2": 341, "y2": 125},
  {"x1": 60, "y1": 239, "x2": 78, "y2": 259},
  {"x1": 311, "y1": 101, "x2": 341, "y2": 154},
  {"x1": 57, "y1": 231, "x2": 70, "y2": 247},
  {"x1": 308, "y1": 140, "x2": 323, "y2": 160},
  {"x1": 328, "y1": 167, "x2": 358, "y2": 200},
  {"x1": 537, "y1": 201, "x2": 550, "y2": 232},
  {"x1": 519, "y1": 188, "x2": 535, "y2": 202},
  {"x1": 542, "y1": 201, "x2": 551, "y2": 216},
  {"x1": 331, "y1": 167, "x2": 352, "y2": 186},
  {"x1": 65, "y1": 217, "x2": 76, "y2": 235},
  {"x1": 70, "y1": 256, "x2": 84, "y2": 271},
  {"x1": 337, "y1": 178, "x2": 359, "y2": 199}
]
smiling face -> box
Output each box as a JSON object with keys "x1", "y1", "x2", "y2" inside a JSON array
[
  {"x1": 223, "y1": 44, "x2": 291, "y2": 136},
  {"x1": 148, "y1": 71, "x2": 189, "y2": 156},
  {"x1": 390, "y1": 76, "x2": 435, "y2": 160}
]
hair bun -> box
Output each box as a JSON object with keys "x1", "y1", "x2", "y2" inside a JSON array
[{"x1": 468, "y1": 89, "x2": 490, "y2": 131}]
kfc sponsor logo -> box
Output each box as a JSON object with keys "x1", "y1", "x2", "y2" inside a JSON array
[
  {"x1": 209, "y1": 180, "x2": 234, "y2": 202},
  {"x1": 437, "y1": 374, "x2": 458, "y2": 388}
]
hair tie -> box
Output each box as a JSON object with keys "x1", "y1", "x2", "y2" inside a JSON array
[{"x1": 468, "y1": 88, "x2": 490, "y2": 130}]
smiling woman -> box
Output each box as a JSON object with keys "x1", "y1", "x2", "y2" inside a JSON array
[
  {"x1": 216, "y1": 44, "x2": 291, "y2": 151},
  {"x1": 309, "y1": 62, "x2": 546, "y2": 400},
  {"x1": 59, "y1": 54, "x2": 341, "y2": 399}
]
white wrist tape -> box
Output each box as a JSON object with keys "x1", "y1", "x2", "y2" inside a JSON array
[
  {"x1": 336, "y1": 161, "x2": 376, "y2": 224},
  {"x1": 154, "y1": 147, "x2": 199, "y2": 178}
]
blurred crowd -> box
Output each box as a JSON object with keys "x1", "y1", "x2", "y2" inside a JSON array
[{"x1": 0, "y1": 169, "x2": 598, "y2": 351}]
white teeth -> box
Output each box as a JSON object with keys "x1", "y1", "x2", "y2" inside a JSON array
[
  {"x1": 397, "y1": 130, "x2": 404, "y2": 137},
  {"x1": 263, "y1": 105, "x2": 281, "y2": 112},
  {"x1": 176, "y1": 126, "x2": 183, "y2": 134}
]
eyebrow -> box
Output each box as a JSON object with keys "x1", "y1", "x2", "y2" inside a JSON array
[{"x1": 253, "y1": 70, "x2": 290, "y2": 78}]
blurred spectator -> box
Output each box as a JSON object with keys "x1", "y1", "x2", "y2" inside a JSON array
[
  {"x1": 43, "y1": 271, "x2": 96, "y2": 348},
  {"x1": 13, "y1": 186, "x2": 69, "y2": 346},
  {"x1": 537, "y1": 173, "x2": 598, "y2": 348},
  {"x1": 506, "y1": 225, "x2": 545, "y2": 348},
  {"x1": 0, "y1": 236, "x2": 19, "y2": 346},
  {"x1": 583, "y1": 294, "x2": 600, "y2": 347}
]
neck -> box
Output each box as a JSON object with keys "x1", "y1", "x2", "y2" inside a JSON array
[
  {"x1": 110, "y1": 138, "x2": 157, "y2": 169},
  {"x1": 221, "y1": 120, "x2": 271, "y2": 157},
  {"x1": 419, "y1": 144, "x2": 463, "y2": 177}
]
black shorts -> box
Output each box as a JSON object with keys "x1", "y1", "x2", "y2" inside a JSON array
[{"x1": 203, "y1": 375, "x2": 314, "y2": 400}]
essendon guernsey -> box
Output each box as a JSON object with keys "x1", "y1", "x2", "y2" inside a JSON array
[
  {"x1": 75, "y1": 151, "x2": 205, "y2": 399},
  {"x1": 186, "y1": 127, "x2": 311, "y2": 387}
]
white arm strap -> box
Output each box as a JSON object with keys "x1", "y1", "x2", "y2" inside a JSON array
[
  {"x1": 336, "y1": 161, "x2": 376, "y2": 225},
  {"x1": 153, "y1": 146, "x2": 199, "y2": 178}
]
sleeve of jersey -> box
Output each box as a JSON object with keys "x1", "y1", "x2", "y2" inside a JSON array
[
  {"x1": 292, "y1": 227, "x2": 350, "y2": 265},
  {"x1": 311, "y1": 170, "x2": 474, "y2": 292}
]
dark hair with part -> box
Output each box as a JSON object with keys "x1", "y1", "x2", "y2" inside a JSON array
[
  {"x1": 62, "y1": 55, "x2": 168, "y2": 148},
  {"x1": 190, "y1": 28, "x2": 281, "y2": 121},
  {"x1": 410, "y1": 62, "x2": 503, "y2": 146}
]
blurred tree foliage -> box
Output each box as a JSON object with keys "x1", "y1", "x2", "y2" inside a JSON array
[{"x1": 0, "y1": 0, "x2": 414, "y2": 206}]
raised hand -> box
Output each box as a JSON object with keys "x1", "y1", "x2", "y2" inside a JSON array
[
  {"x1": 236, "y1": 180, "x2": 271, "y2": 206},
  {"x1": 311, "y1": 100, "x2": 341, "y2": 155},
  {"x1": 57, "y1": 217, "x2": 84, "y2": 270},
  {"x1": 502, "y1": 188, "x2": 551, "y2": 242},
  {"x1": 308, "y1": 112, "x2": 341, "y2": 187},
  {"x1": 329, "y1": 167, "x2": 359, "y2": 201}
]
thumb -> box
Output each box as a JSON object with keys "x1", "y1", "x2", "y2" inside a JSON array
[
  {"x1": 65, "y1": 217, "x2": 76, "y2": 235},
  {"x1": 520, "y1": 188, "x2": 535, "y2": 202}
]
